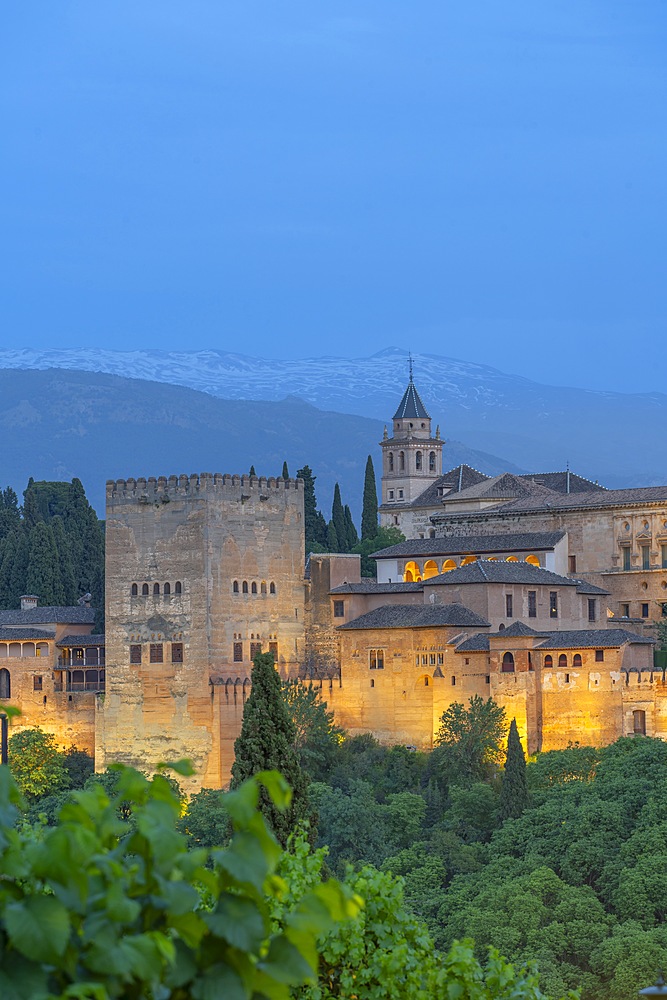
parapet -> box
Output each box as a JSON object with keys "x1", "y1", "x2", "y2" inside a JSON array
[{"x1": 106, "y1": 472, "x2": 304, "y2": 505}]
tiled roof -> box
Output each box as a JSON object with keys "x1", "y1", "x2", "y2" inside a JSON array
[
  {"x1": 392, "y1": 379, "x2": 430, "y2": 420},
  {"x1": 56, "y1": 634, "x2": 105, "y2": 647},
  {"x1": 478, "y1": 486, "x2": 667, "y2": 515},
  {"x1": 0, "y1": 606, "x2": 96, "y2": 626},
  {"x1": 517, "y1": 471, "x2": 606, "y2": 494},
  {"x1": 337, "y1": 603, "x2": 490, "y2": 631},
  {"x1": 408, "y1": 465, "x2": 489, "y2": 509},
  {"x1": 536, "y1": 628, "x2": 655, "y2": 649},
  {"x1": 496, "y1": 621, "x2": 544, "y2": 637},
  {"x1": 0, "y1": 628, "x2": 55, "y2": 641},
  {"x1": 371, "y1": 531, "x2": 566, "y2": 559},
  {"x1": 330, "y1": 582, "x2": 424, "y2": 595},
  {"x1": 455, "y1": 633, "x2": 490, "y2": 652},
  {"x1": 573, "y1": 580, "x2": 611, "y2": 595},
  {"x1": 422, "y1": 560, "x2": 580, "y2": 588},
  {"x1": 442, "y1": 473, "x2": 557, "y2": 504}
]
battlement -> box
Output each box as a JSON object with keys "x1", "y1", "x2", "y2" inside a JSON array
[{"x1": 106, "y1": 472, "x2": 304, "y2": 504}]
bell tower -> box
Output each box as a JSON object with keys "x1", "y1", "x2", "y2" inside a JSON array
[{"x1": 379, "y1": 361, "x2": 443, "y2": 525}]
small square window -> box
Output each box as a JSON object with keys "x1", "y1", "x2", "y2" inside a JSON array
[
  {"x1": 621, "y1": 603, "x2": 630, "y2": 617},
  {"x1": 130, "y1": 644, "x2": 142, "y2": 664},
  {"x1": 451, "y1": 676, "x2": 456, "y2": 686},
  {"x1": 565, "y1": 673, "x2": 570, "y2": 684},
  {"x1": 421, "y1": 654, "x2": 427, "y2": 666},
  {"x1": 149, "y1": 643, "x2": 163, "y2": 664},
  {"x1": 641, "y1": 603, "x2": 650, "y2": 618},
  {"x1": 622, "y1": 548, "x2": 631, "y2": 571},
  {"x1": 233, "y1": 642, "x2": 243, "y2": 662},
  {"x1": 171, "y1": 642, "x2": 183, "y2": 663},
  {"x1": 505, "y1": 594, "x2": 513, "y2": 618},
  {"x1": 588, "y1": 599, "x2": 596, "y2": 622},
  {"x1": 569, "y1": 555, "x2": 577, "y2": 574},
  {"x1": 369, "y1": 648, "x2": 385, "y2": 670},
  {"x1": 549, "y1": 591, "x2": 558, "y2": 619},
  {"x1": 250, "y1": 641, "x2": 262, "y2": 660},
  {"x1": 398, "y1": 489, "x2": 404, "y2": 499},
  {"x1": 485, "y1": 675, "x2": 490, "y2": 684},
  {"x1": 429, "y1": 653, "x2": 436, "y2": 666},
  {"x1": 595, "y1": 649, "x2": 604, "y2": 662},
  {"x1": 437, "y1": 653, "x2": 444, "y2": 665},
  {"x1": 333, "y1": 600, "x2": 345, "y2": 618},
  {"x1": 33, "y1": 675, "x2": 42, "y2": 692},
  {"x1": 269, "y1": 641, "x2": 278, "y2": 660},
  {"x1": 528, "y1": 591, "x2": 537, "y2": 618},
  {"x1": 388, "y1": 490, "x2": 394, "y2": 501}
]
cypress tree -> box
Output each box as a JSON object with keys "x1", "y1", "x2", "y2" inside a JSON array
[
  {"x1": 0, "y1": 488, "x2": 20, "y2": 542},
  {"x1": 344, "y1": 504, "x2": 358, "y2": 550},
  {"x1": 231, "y1": 652, "x2": 312, "y2": 846},
  {"x1": 297, "y1": 465, "x2": 328, "y2": 553},
  {"x1": 282, "y1": 461, "x2": 289, "y2": 480},
  {"x1": 0, "y1": 531, "x2": 17, "y2": 608},
  {"x1": 498, "y1": 718, "x2": 529, "y2": 822},
  {"x1": 51, "y1": 515, "x2": 77, "y2": 605},
  {"x1": 361, "y1": 455, "x2": 379, "y2": 541},
  {"x1": 326, "y1": 520, "x2": 339, "y2": 551},
  {"x1": 331, "y1": 483, "x2": 347, "y2": 553},
  {"x1": 25, "y1": 523, "x2": 61, "y2": 605},
  {"x1": 8, "y1": 529, "x2": 29, "y2": 608}
]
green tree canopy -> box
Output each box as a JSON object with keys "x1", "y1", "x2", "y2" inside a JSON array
[
  {"x1": 231, "y1": 652, "x2": 313, "y2": 845},
  {"x1": 435, "y1": 696, "x2": 508, "y2": 783},
  {"x1": 8, "y1": 728, "x2": 70, "y2": 800},
  {"x1": 498, "y1": 718, "x2": 529, "y2": 822}
]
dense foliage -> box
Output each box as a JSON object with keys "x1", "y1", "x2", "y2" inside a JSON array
[{"x1": 0, "y1": 478, "x2": 104, "y2": 627}]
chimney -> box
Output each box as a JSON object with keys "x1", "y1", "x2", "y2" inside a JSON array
[{"x1": 20, "y1": 595, "x2": 38, "y2": 611}]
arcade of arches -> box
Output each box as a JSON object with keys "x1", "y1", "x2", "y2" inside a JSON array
[{"x1": 402, "y1": 553, "x2": 542, "y2": 582}]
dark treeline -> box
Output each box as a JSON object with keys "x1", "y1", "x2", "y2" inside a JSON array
[
  {"x1": 0, "y1": 479, "x2": 105, "y2": 628},
  {"x1": 275, "y1": 457, "x2": 404, "y2": 575}
]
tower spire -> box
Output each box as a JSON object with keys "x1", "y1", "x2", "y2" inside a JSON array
[{"x1": 408, "y1": 352, "x2": 414, "y2": 383}]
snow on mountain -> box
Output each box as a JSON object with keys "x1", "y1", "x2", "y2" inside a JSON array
[{"x1": 0, "y1": 347, "x2": 665, "y2": 482}]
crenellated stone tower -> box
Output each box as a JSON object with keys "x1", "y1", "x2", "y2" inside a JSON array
[
  {"x1": 97, "y1": 471, "x2": 305, "y2": 790},
  {"x1": 379, "y1": 368, "x2": 443, "y2": 528}
]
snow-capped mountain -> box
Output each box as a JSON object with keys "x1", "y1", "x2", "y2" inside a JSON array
[{"x1": 0, "y1": 346, "x2": 665, "y2": 485}]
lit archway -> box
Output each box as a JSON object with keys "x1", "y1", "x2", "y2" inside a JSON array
[
  {"x1": 461, "y1": 555, "x2": 477, "y2": 566},
  {"x1": 442, "y1": 559, "x2": 457, "y2": 573},
  {"x1": 404, "y1": 560, "x2": 420, "y2": 583},
  {"x1": 506, "y1": 556, "x2": 519, "y2": 563},
  {"x1": 526, "y1": 554, "x2": 540, "y2": 566},
  {"x1": 501, "y1": 652, "x2": 515, "y2": 673},
  {"x1": 423, "y1": 560, "x2": 439, "y2": 579}
]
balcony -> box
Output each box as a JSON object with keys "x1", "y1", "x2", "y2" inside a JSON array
[
  {"x1": 57, "y1": 654, "x2": 105, "y2": 668},
  {"x1": 54, "y1": 668, "x2": 105, "y2": 693}
]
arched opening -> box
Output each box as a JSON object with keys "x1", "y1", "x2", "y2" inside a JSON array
[
  {"x1": 526, "y1": 554, "x2": 540, "y2": 566},
  {"x1": 415, "y1": 451, "x2": 422, "y2": 470},
  {"x1": 404, "y1": 560, "x2": 421, "y2": 583},
  {"x1": 175, "y1": 581, "x2": 182, "y2": 594},
  {"x1": 573, "y1": 653, "x2": 582, "y2": 667},
  {"x1": 506, "y1": 556, "x2": 519, "y2": 563},
  {"x1": 423, "y1": 560, "x2": 439, "y2": 580},
  {"x1": 487, "y1": 556, "x2": 498, "y2": 561},
  {"x1": 142, "y1": 584, "x2": 149, "y2": 596},
  {"x1": 558, "y1": 654, "x2": 568, "y2": 668},
  {"x1": 153, "y1": 583, "x2": 160, "y2": 596},
  {"x1": 501, "y1": 652, "x2": 515, "y2": 673},
  {"x1": 261, "y1": 581, "x2": 267, "y2": 594},
  {"x1": 633, "y1": 709, "x2": 647, "y2": 735},
  {"x1": 429, "y1": 451, "x2": 436, "y2": 472},
  {"x1": 461, "y1": 555, "x2": 477, "y2": 566},
  {"x1": 428, "y1": 529, "x2": 435, "y2": 538},
  {"x1": 131, "y1": 583, "x2": 138, "y2": 596},
  {"x1": 442, "y1": 559, "x2": 457, "y2": 572},
  {"x1": 0, "y1": 645, "x2": 6, "y2": 658},
  {"x1": 36, "y1": 643, "x2": 48, "y2": 658},
  {"x1": 270, "y1": 582, "x2": 276, "y2": 595},
  {"x1": 399, "y1": 451, "x2": 405, "y2": 471},
  {"x1": 164, "y1": 582, "x2": 171, "y2": 595},
  {"x1": 251, "y1": 582, "x2": 257, "y2": 595},
  {"x1": 8, "y1": 643, "x2": 20, "y2": 658},
  {"x1": 388, "y1": 452, "x2": 394, "y2": 472},
  {"x1": 0, "y1": 669, "x2": 10, "y2": 699},
  {"x1": 544, "y1": 655, "x2": 553, "y2": 668},
  {"x1": 22, "y1": 643, "x2": 35, "y2": 658},
  {"x1": 242, "y1": 581, "x2": 249, "y2": 594},
  {"x1": 233, "y1": 580, "x2": 239, "y2": 593}
]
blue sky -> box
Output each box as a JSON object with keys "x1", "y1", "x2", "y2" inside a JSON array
[{"x1": 1, "y1": 2, "x2": 666, "y2": 391}]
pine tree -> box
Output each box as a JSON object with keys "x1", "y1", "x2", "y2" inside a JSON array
[
  {"x1": 282, "y1": 461, "x2": 289, "y2": 480},
  {"x1": 344, "y1": 504, "x2": 358, "y2": 550},
  {"x1": 361, "y1": 455, "x2": 379, "y2": 541},
  {"x1": 331, "y1": 483, "x2": 347, "y2": 553},
  {"x1": 231, "y1": 652, "x2": 312, "y2": 845},
  {"x1": 498, "y1": 718, "x2": 529, "y2": 822},
  {"x1": 326, "y1": 520, "x2": 339, "y2": 551}
]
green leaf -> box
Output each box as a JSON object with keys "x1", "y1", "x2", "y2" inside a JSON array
[
  {"x1": 4, "y1": 895, "x2": 70, "y2": 963},
  {"x1": 0, "y1": 959, "x2": 48, "y2": 1000},
  {"x1": 158, "y1": 759, "x2": 195, "y2": 777},
  {"x1": 205, "y1": 893, "x2": 266, "y2": 951},
  {"x1": 258, "y1": 934, "x2": 315, "y2": 985},
  {"x1": 223, "y1": 780, "x2": 259, "y2": 826},
  {"x1": 255, "y1": 771, "x2": 292, "y2": 811},
  {"x1": 191, "y1": 964, "x2": 247, "y2": 1000}
]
